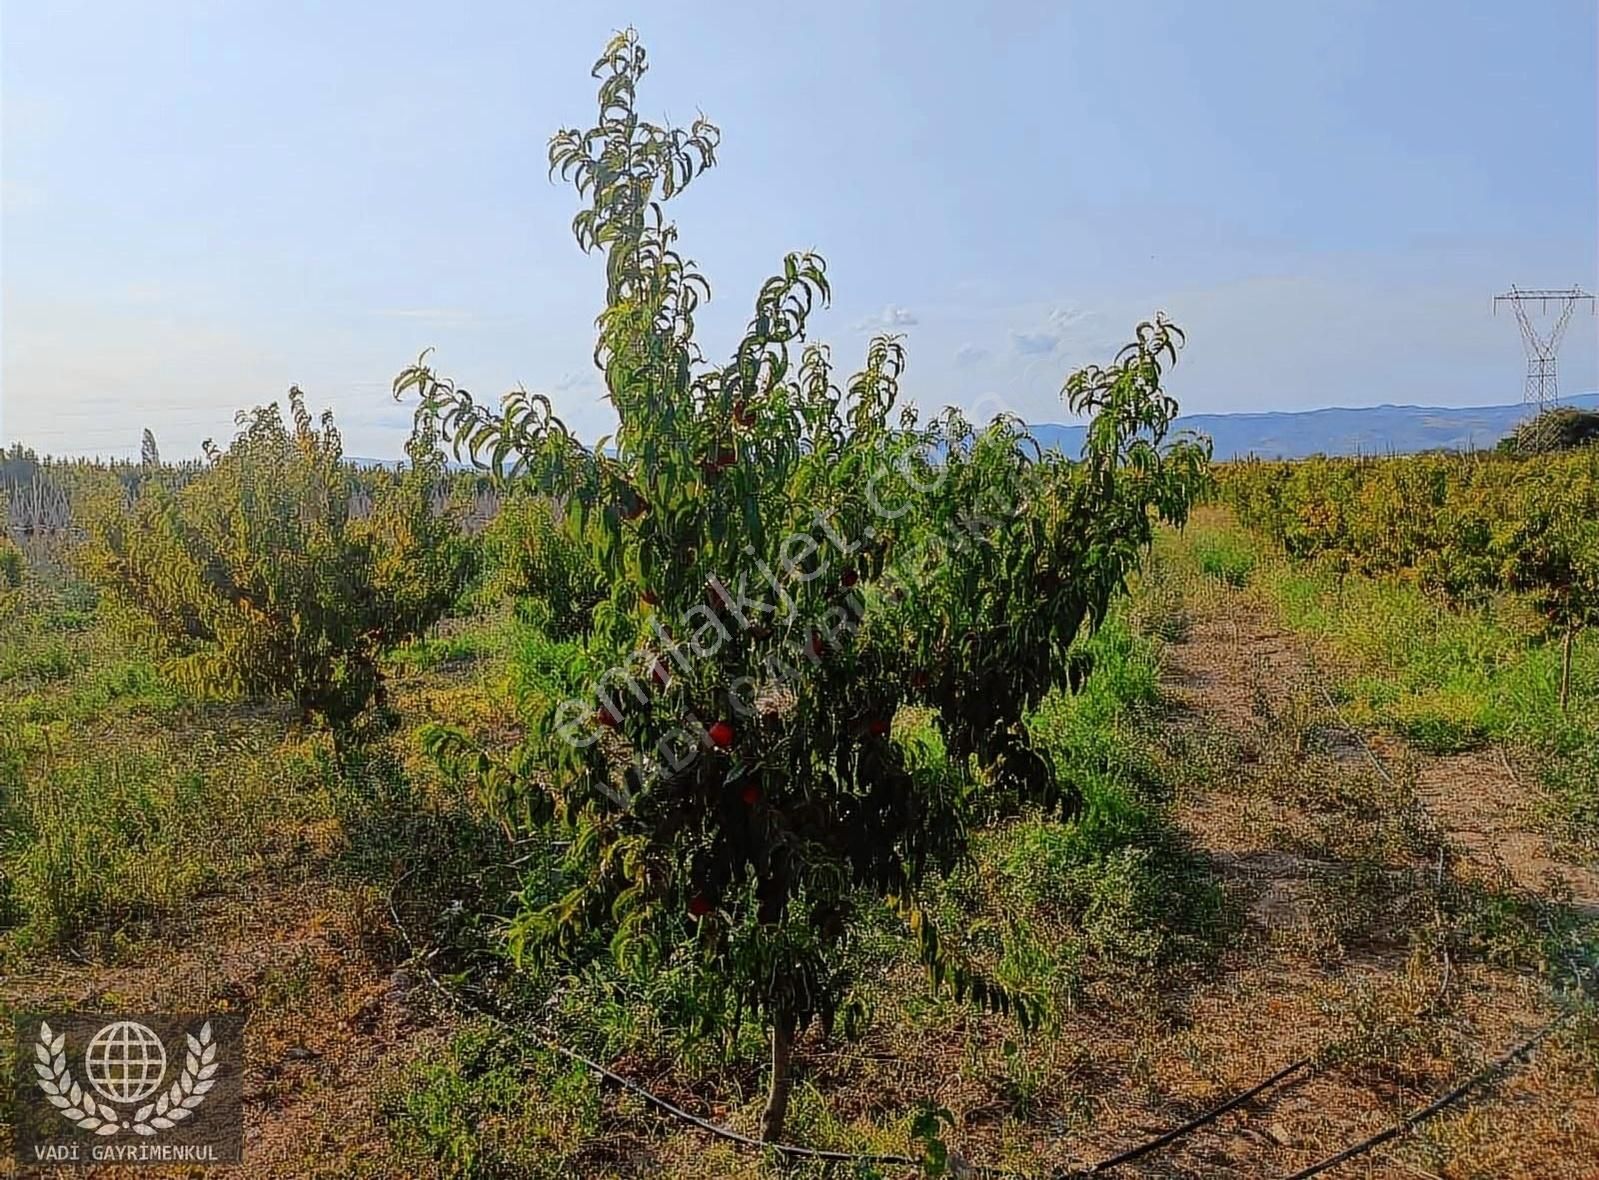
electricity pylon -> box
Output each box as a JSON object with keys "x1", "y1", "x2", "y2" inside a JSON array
[{"x1": 1494, "y1": 285, "x2": 1594, "y2": 413}]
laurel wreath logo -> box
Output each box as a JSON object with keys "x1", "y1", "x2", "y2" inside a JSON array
[{"x1": 33, "y1": 1021, "x2": 218, "y2": 1137}]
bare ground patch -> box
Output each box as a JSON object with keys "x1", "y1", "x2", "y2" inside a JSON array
[{"x1": 1, "y1": 882, "x2": 454, "y2": 1179}]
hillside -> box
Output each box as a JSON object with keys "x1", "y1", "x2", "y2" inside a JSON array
[
  {"x1": 1029, "y1": 391, "x2": 1599, "y2": 460},
  {"x1": 337, "y1": 396, "x2": 1599, "y2": 472}
]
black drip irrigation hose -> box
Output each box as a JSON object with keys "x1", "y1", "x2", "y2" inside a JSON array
[
  {"x1": 1085, "y1": 1057, "x2": 1312, "y2": 1174},
  {"x1": 388, "y1": 877, "x2": 984, "y2": 1175},
  {"x1": 1297, "y1": 685, "x2": 1582, "y2": 1175},
  {"x1": 387, "y1": 874, "x2": 1309, "y2": 1177},
  {"x1": 382, "y1": 688, "x2": 1576, "y2": 1176},
  {"x1": 1279, "y1": 1011, "x2": 1573, "y2": 1180}
]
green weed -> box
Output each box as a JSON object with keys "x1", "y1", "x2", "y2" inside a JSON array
[
  {"x1": 942, "y1": 616, "x2": 1231, "y2": 987},
  {"x1": 382, "y1": 1021, "x2": 603, "y2": 1179},
  {"x1": 2, "y1": 734, "x2": 336, "y2": 945},
  {"x1": 1539, "y1": 745, "x2": 1599, "y2": 857},
  {"x1": 1193, "y1": 529, "x2": 1257, "y2": 587}
]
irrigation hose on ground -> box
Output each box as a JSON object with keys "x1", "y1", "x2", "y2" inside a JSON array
[
  {"x1": 383, "y1": 682, "x2": 1580, "y2": 1176},
  {"x1": 386, "y1": 872, "x2": 1314, "y2": 1177},
  {"x1": 1280, "y1": 1011, "x2": 1573, "y2": 1179}
]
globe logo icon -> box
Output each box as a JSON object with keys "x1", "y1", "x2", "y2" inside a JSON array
[{"x1": 83, "y1": 1021, "x2": 168, "y2": 1104}]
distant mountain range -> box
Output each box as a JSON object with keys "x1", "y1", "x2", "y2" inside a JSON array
[
  {"x1": 1027, "y1": 392, "x2": 1599, "y2": 460},
  {"x1": 351, "y1": 392, "x2": 1599, "y2": 469}
]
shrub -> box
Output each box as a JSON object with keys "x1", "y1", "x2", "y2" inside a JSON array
[
  {"x1": 1498, "y1": 407, "x2": 1599, "y2": 454},
  {"x1": 999, "y1": 818, "x2": 1223, "y2": 969},
  {"x1": 76, "y1": 390, "x2": 471, "y2": 732},
  {"x1": 1194, "y1": 529, "x2": 1256, "y2": 587},
  {"x1": 0, "y1": 535, "x2": 22, "y2": 589},
  {"x1": 479, "y1": 491, "x2": 605, "y2": 635}
]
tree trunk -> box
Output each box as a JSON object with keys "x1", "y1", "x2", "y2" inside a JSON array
[
  {"x1": 1560, "y1": 624, "x2": 1574, "y2": 715},
  {"x1": 759, "y1": 1014, "x2": 795, "y2": 1144}
]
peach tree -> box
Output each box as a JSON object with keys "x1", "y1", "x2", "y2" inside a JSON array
[
  {"x1": 78, "y1": 390, "x2": 471, "y2": 736},
  {"x1": 1500, "y1": 458, "x2": 1599, "y2": 714},
  {"x1": 401, "y1": 30, "x2": 1208, "y2": 1141}
]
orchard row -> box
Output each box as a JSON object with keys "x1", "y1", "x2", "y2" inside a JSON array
[{"x1": 1218, "y1": 445, "x2": 1599, "y2": 709}]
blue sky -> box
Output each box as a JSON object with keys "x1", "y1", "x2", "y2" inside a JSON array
[{"x1": 3, "y1": 1, "x2": 1596, "y2": 459}]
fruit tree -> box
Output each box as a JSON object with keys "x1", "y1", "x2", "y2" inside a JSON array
[{"x1": 401, "y1": 29, "x2": 1208, "y2": 1141}]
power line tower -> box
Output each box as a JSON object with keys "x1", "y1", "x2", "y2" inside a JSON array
[{"x1": 1493, "y1": 285, "x2": 1594, "y2": 414}]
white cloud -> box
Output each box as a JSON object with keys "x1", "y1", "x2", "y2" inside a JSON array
[
  {"x1": 1009, "y1": 331, "x2": 1058, "y2": 356},
  {"x1": 1045, "y1": 305, "x2": 1092, "y2": 332},
  {"x1": 853, "y1": 304, "x2": 918, "y2": 331},
  {"x1": 1008, "y1": 305, "x2": 1099, "y2": 357},
  {"x1": 553, "y1": 370, "x2": 597, "y2": 393},
  {"x1": 954, "y1": 343, "x2": 988, "y2": 366}
]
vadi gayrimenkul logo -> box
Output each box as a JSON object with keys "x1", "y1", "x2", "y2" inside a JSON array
[{"x1": 13, "y1": 1012, "x2": 245, "y2": 1167}]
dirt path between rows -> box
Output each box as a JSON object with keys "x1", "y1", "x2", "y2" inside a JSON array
[
  {"x1": 1129, "y1": 578, "x2": 1599, "y2": 1177},
  {"x1": 1163, "y1": 590, "x2": 1599, "y2": 916},
  {"x1": 1382, "y1": 737, "x2": 1599, "y2": 916}
]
